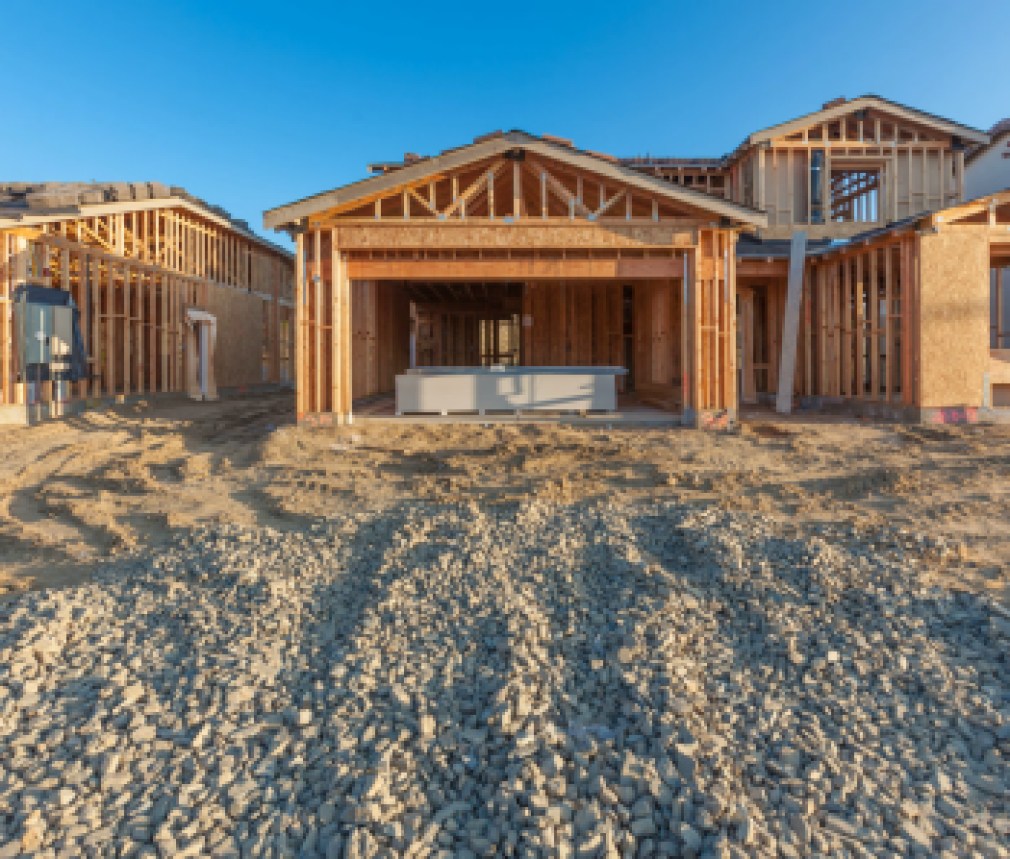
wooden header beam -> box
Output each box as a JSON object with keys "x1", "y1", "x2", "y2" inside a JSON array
[
  {"x1": 345, "y1": 256, "x2": 682, "y2": 280},
  {"x1": 328, "y1": 222, "x2": 699, "y2": 251}
]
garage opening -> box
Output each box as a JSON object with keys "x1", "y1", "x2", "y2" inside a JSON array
[{"x1": 346, "y1": 279, "x2": 683, "y2": 417}]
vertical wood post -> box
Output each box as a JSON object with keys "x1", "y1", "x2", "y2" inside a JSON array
[
  {"x1": 776, "y1": 231, "x2": 807, "y2": 413},
  {"x1": 295, "y1": 232, "x2": 306, "y2": 418}
]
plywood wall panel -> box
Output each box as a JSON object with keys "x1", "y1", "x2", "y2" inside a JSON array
[{"x1": 917, "y1": 226, "x2": 990, "y2": 408}]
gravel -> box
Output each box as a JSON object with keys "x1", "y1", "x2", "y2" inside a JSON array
[{"x1": 1, "y1": 499, "x2": 1008, "y2": 857}]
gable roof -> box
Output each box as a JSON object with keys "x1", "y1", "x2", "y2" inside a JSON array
[
  {"x1": 263, "y1": 130, "x2": 767, "y2": 231},
  {"x1": 746, "y1": 94, "x2": 989, "y2": 146}
]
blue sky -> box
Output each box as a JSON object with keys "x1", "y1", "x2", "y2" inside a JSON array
[{"x1": 4, "y1": 1, "x2": 1006, "y2": 247}]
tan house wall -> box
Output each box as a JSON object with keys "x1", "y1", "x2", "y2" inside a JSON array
[{"x1": 917, "y1": 226, "x2": 990, "y2": 408}]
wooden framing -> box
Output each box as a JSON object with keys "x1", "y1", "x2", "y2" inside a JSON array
[
  {"x1": 0, "y1": 196, "x2": 294, "y2": 413},
  {"x1": 790, "y1": 232, "x2": 916, "y2": 405},
  {"x1": 269, "y1": 112, "x2": 1003, "y2": 424},
  {"x1": 621, "y1": 96, "x2": 986, "y2": 242},
  {"x1": 269, "y1": 139, "x2": 759, "y2": 424}
]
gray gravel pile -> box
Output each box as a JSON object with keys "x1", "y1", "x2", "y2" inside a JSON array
[{"x1": 1, "y1": 500, "x2": 1008, "y2": 858}]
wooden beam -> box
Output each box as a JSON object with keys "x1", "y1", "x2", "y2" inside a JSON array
[
  {"x1": 525, "y1": 160, "x2": 590, "y2": 218},
  {"x1": 341, "y1": 262, "x2": 351, "y2": 417},
  {"x1": 407, "y1": 188, "x2": 437, "y2": 216},
  {"x1": 329, "y1": 222, "x2": 697, "y2": 251},
  {"x1": 161, "y1": 273, "x2": 169, "y2": 392},
  {"x1": 841, "y1": 256, "x2": 851, "y2": 397},
  {"x1": 295, "y1": 233, "x2": 305, "y2": 416},
  {"x1": 346, "y1": 256, "x2": 680, "y2": 280},
  {"x1": 900, "y1": 239, "x2": 913, "y2": 405},
  {"x1": 855, "y1": 252, "x2": 865, "y2": 398},
  {"x1": 591, "y1": 188, "x2": 626, "y2": 220},
  {"x1": 884, "y1": 245, "x2": 893, "y2": 401},
  {"x1": 440, "y1": 162, "x2": 504, "y2": 218},
  {"x1": 513, "y1": 161, "x2": 521, "y2": 219},
  {"x1": 331, "y1": 230, "x2": 341, "y2": 418},
  {"x1": 868, "y1": 245, "x2": 876, "y2": 396},
  {"x1": 314, "y1": 230, "x2": 323, "y2": 413}
]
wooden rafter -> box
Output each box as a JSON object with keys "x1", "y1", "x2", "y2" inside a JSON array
[
  {"x1": 441, "y1": 162, "x2": 505, "y2": 218},
  {"x1": 525, "y1": 159, "x2": 590, "y2": 217},
  {"x1": 407, "y1": 187, "x2": 438, "y2": 216},
  {"x1": 592, "y1": 188, "x2": 626, "y2": 219}
]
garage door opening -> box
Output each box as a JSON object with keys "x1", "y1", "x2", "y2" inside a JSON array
[{"x1": 340, "y1": 278, "x2": 683, "y2": 419}]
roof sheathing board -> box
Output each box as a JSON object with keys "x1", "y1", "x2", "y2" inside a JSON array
[{"x1": 263, "y1": 131, "x2": 767, "y2": 230}]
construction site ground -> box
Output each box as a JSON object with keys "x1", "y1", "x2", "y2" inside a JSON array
[
  {"x1": 3, "y1": 391, "x2": 1010, "y2": 857},
  {"x1": 0, "y1": 391, "x2": 1006, "y2": 603}
]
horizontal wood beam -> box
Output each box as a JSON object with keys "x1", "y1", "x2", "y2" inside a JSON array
[
  {"x1": 346, "y1": 257, "x2": 681, "y2": 280},
  {"x1": 330, "y1": 222, "x2": 698, "y2": 250},
  {"x1": 737, "y1": 258, "x2": 789, "y2": 277}
]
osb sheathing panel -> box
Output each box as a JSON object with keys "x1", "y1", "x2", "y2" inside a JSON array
[
  {"x1": 917, "y1": 226, "x2": 989, "y2": 408},
  {"x1": 205, "y1": 285, "x2": 266, "y2": 388}
]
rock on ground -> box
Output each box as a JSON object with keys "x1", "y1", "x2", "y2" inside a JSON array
[{"x1": 0, "y1": 499, "x2": 1008, "y2": 858}]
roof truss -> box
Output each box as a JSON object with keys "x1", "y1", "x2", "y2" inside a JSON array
[
  {"x1": 749, "y1": 96, "x2": 989, "y2": 147},
  {"x1": 265, "y1": 132, "x2": 766, "y2": 230},
  {"x1": 304, "y1": 150, "x2": 755, "y2": 230}
]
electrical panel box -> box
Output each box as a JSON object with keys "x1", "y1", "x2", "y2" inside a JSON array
[{"x1": 13, "y1": 285, "x2": 89, "y2": 383}]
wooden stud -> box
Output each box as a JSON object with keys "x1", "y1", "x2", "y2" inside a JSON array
[
  {"x1": 513, "y1": 161, "x2": 521, "y2": 219},
  {"x1": 295, "y1": 233, "x2": 305, "y2": 416},
  {"x1": 868, "y1": 245, "x2": 876, "y2": 396},
  {"x1": 855, "y1": 252, "x2": 865, "y2": 397},
  {"x1": 337, "y1": 227, "x2": 345, "y2": 414},
  {"x1": 884, "y1": 245, "x2": 893, "y2": 401},
  {"x1": 841, "y1": 257, "x2": 851, "y2": 397},
  {"x1": 314, "y1": 230, "x2": 323, "y2": 413},
  {"x1": 161, "y1": 273, "x2": 169, "y2": 392}
]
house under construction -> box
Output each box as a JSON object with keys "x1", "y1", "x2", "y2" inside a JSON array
[
  {"x1": 264, "y1": 95, "x2": 1010, "y2": 425},
  {"x1": 0, "y1": 183, "x2": 294, "y2": 423}
]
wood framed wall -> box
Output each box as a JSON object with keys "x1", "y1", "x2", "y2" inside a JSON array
[
  {"x1": 294, "y1": 231, "x2": 741, "y2": 423},
  {"x1": 0, "y1": 203, "x2": 294, "y2": 409},
  {"x1": 732, "y1": 110, "x2": 970, "y2": 240},
  {"x1": 683, "y1": 229, "x2": 736, "y2": 416},
  {"x1": 737, "y1": 277, "x2": 787, "y2": 402},
  {"x1": 279, "y1": 142, "x2": 758, "y2": 423},
  {"x1": 796, "y1": 233, "x2": 918, "y2": 405}
]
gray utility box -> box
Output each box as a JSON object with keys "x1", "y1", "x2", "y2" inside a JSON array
[
  {"x1": 13, "y1": 284, "x2": 89, "y2": 383},
  {"x1": 18, "y1": 304, "x2": 73, "y2": 367}
]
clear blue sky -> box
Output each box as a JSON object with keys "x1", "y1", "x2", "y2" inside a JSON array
[{"x1": 4, "y1": 0, "x2": 1006, "y2": 247}]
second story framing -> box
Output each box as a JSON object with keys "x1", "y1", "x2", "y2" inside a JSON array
[{"x1": 623, "y1": 96, "x2": 990, "y2": 240}]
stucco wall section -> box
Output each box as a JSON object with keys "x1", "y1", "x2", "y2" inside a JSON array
[{"x1": 917, "y1": 226, "x2": 990, "y2": 408}]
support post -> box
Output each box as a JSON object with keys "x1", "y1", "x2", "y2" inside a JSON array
[{"x1": 776, "y1": 230, "x2": 807, "y2": 413}]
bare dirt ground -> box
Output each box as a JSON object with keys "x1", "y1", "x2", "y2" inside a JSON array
[{"x1": 0, "y1": 391, "x2": 1007, "y2": 604}]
